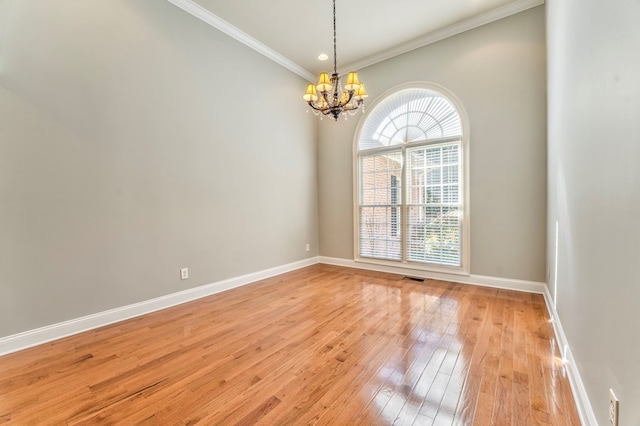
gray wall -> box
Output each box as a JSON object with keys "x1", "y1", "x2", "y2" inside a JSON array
[
  {"x1": 546, "y1": 0, "x2": 640, "y2": 423},
  {"x1": 318, "y1": 7, "x2": 547, "y2": 282},
  {"x1": 0, "y1": 0, "x2": 318, "y2": 337}
]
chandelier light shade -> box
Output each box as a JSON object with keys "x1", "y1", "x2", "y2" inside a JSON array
[{"x1": 303, "y1": 0, "x2": 368, "y2": 121}]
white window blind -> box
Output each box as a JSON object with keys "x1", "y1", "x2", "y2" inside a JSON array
[
  {"x1": 359, "y1": 151, "x2": 402, "y2": 260},
  {"x1": 406, "y1": 143, "x2": 461, "y2": 266}
]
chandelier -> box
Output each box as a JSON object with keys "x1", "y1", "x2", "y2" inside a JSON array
[{"x1": 303, "y1": 0, "x2": 368, "y2": 121}]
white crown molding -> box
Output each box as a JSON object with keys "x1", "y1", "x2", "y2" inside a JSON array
[
  {"x1": 163, "y1": 0, "x2": 316, "y2": 82},
  {"x1": 339, "y1": 0, "x2": 545, "y2": 73},
  {"x1": 0, "y1": 257, "x2": 319, "y2": 356},
  {"x1": 164, "y1": 0, "x2": 543, "y2": 80},
  {"x1": 542, "y1": 288, "x2": 598, "y2": 425}
]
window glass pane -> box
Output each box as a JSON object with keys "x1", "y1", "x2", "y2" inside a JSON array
[
  {"x1": 360, "y1": 151, "x2": 402, "y2": 206},
  {"x1": 406, "y1": 206, "x2": 461, "y2": 266},
  {"x1": 359, "y1": 206, "x2": 402, "y2": 260},
  {"x1": 426, "y1": 168, "x2": 441, "y2": 185},
  {"x1": 442, "y1": 145, "x2": 459, "y2": 164},
  {"x1": 425, "y1": 186, "x2": 442, "y2": 203},
  {"x1": 361, "y1": 156, "x2": 376, "y2": 173},
  {"x1": 442, "y1": 165, "x2": 458, "y2": 185},
  {"x1": 442, "y1": 185, "x2": 459, "y2": 204},
  {"x1": 425, "y1": 148, "x2": 441, "y2": 167}
]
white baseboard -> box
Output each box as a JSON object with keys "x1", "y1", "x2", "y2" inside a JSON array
[
  {"x1": 1, "y1": 256, "x2": 545, "y2": 357},
  {"x1": 318, "y1": 256, "x2": 548, "y2": 294},
  {"x1": 542, "y1": 289, "x2": 597, "y2": 426},
  {"x1": 0, "y1": 257, "x2": 319, "y2": 357}
]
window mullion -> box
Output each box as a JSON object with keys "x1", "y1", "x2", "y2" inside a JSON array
[{"x1": 401, "y1": 144, "x2": 407, "y2": 263}]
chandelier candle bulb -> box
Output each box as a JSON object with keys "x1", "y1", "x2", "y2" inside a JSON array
[{"x1": 302, "y1": 0, "x2": 368, "y2": 121}]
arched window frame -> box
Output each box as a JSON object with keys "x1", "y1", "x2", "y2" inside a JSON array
[{"x1": 353, "y1": 82, "x2": 471, "y2": 275}]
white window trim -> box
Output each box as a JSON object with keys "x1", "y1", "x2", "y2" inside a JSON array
[{"x1": 352, "y1": 82, "x2": 471, "y2": 276}]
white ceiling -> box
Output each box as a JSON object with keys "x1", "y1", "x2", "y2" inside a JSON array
[{"x1": 167, "y1": 0, "x2": 544, "y2": 80}]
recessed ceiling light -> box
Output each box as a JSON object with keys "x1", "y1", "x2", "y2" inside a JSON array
[{"x1": 317, "y1": 53, "x2": 329, "y2": 61}]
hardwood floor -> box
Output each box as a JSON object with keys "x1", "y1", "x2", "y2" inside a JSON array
[{"x1": 0, "y1": 264, "x2": 580, "y2": 425}]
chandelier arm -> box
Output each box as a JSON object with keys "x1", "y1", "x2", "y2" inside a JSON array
[
  {"x1": 307, "y1": 101, "x2": 326, "y2": 112},
  {"x1": 343, "y1": 100, "x2": 363, "y2": 111},
  {"x1": 338, "y1": 90, "x2": 355, "y2": 107}
]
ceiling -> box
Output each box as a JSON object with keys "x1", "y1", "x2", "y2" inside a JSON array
[{"x1": 167, "y1": 0, "x2": 544, "y2": 80}]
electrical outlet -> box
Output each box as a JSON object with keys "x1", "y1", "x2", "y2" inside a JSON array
[
  {"x1": 306, "y1": 243, "x2": 310, "y2": 252},
  {"x1": 609, "y1": 389, "x2": 619, "y2": 426},
  {"x1": 180, "y1": 268, "x2": 189, "y2": 280}
]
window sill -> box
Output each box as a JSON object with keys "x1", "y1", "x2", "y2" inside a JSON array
[{"x1": 354, "y1": 256, "x2": 470, "y2": 277}]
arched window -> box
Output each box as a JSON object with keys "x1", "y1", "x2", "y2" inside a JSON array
[{"x1": 355, "y1": 84, "x2": 469, "y2": 273}]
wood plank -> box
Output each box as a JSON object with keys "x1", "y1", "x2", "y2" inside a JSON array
[{"x1": 0, "y1": 265, "x2": 580, "y2": 425}]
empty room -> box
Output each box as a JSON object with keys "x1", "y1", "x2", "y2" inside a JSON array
[{"x1": 1, "y1": 0, "x2": 638, "y2": 424}]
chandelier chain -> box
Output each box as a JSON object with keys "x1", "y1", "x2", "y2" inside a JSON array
[{"x1": 333, "y1": 0, "x2": 337, "y2": 75}]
